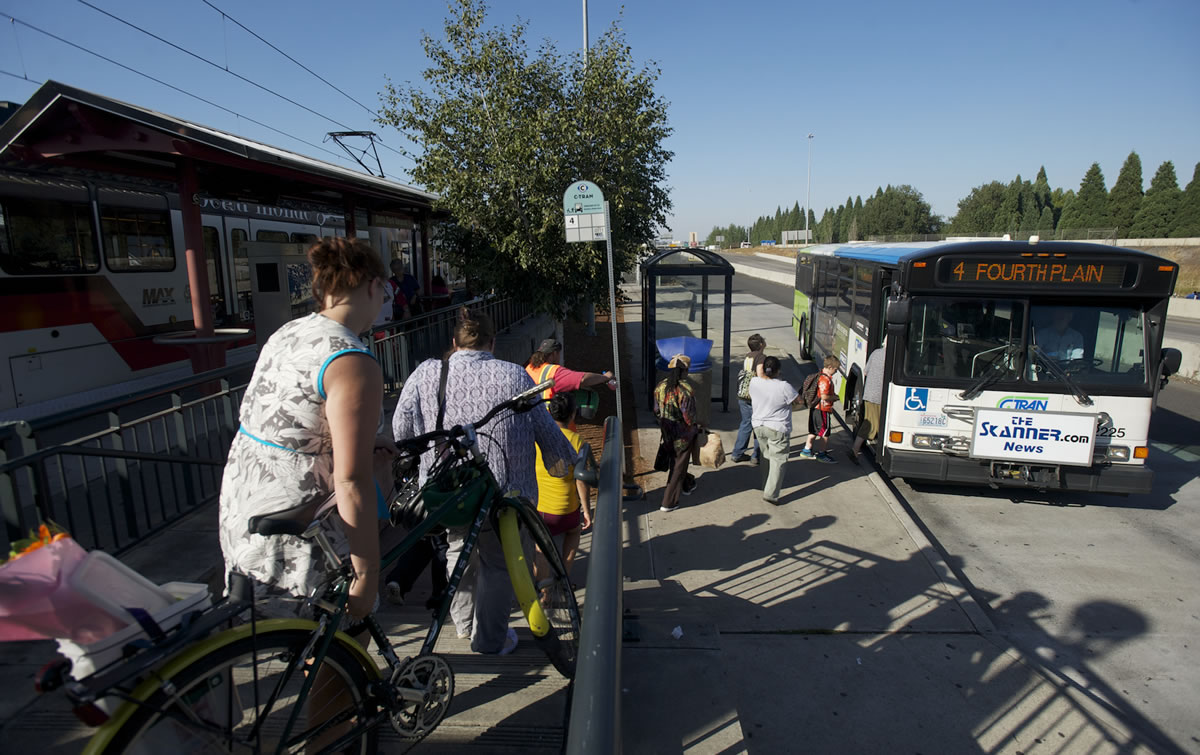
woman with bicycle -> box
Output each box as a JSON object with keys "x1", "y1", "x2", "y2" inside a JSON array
[
  {"x1": 218, "y1": 236, "x2": 392, "y2": 624},
  {"x1": 392, "y1": 309, "x2": 576, "y2": 655}
]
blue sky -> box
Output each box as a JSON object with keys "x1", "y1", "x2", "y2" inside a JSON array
[{"x1": 2, "y1": 0, "x2": 1198, "y2": 240}]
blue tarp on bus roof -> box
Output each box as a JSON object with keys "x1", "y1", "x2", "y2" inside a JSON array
[{"x1": 801, "y1": 241, "x2": 960, "y2": 265}]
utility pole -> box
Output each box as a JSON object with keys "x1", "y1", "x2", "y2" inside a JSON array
[{"x1": 805, "y1": 133, "x2": 814, "y2": 244}]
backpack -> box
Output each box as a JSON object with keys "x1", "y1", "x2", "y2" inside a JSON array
[
  {"x1": 736, "y1": 357, "x2": 754, "y2": 401},
  {"x1": 798, "y1": 373, "x2": 821, "y2": 410}
]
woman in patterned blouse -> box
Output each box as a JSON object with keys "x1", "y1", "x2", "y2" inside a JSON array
[{"x1": 653, "y1": 354, "x2": 701, "y2": 512}]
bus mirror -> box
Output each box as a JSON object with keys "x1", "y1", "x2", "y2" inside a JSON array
[
  {"x1": 1161, "y1": 347, "x2": 1182, "y2": 377},
  {"x1": 886, "y1": 298, "x2": 910, "y2": 325}
]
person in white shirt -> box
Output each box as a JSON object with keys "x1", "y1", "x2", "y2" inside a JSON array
[
  {"x1": 1036, "y1": 309, "x2": 1084, "y2": 362},
  {"x1": 749, "y1": 356, "x2": 804, "y2": 505}
]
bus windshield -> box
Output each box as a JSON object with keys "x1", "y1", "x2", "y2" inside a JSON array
[
  {"x1": 1028, "y1": 304, "x2": 1146, "y2": 386},
  {"x1": 904, "y1": 298, "x2": 1025, "y2": 381},
  {"x1": 903, "y1": 298, "x2": 1149, "y2": 388}
]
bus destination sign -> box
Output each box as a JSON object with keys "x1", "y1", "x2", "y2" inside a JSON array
[{"x1": 938, "y1": 257, "x2": 1129, "y2": 288}]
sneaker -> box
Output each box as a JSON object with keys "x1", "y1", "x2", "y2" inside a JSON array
[
  {"x1": 457, "y1": 629, "x2": 472, "y2": 640},
  {"x1": 762, "y1": 496, "x2": 781, "y2": 505},
  {"x1": 731, "y1": 454, "x2": 751, "y2": 463},
  {"x1": 385, "y1": 581, "x2": 405, "y2": 606},
  {"x1": 800, "y1": 448, "x2": 815, "y2": 459},
  {"x1": 816, "y1": 451, "x2": 837, "y2": 464},
  {"x1": 659, "y1": 505, "x2": 679, "y2": 512},
  {"x1": 499, "y1": 627, "x2": 519, "y2": 656}
]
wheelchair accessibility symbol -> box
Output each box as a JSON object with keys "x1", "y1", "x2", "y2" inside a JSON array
[{"x1": 904, "y1": 388, "x2": 929, "y2": 412}]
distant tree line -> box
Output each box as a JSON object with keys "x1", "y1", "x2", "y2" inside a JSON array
[{"x1": 707, "y1": 153, "x2": 1200, "y2": 246}]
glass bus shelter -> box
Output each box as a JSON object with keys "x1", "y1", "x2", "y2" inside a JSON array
[{"x1": 639, "y1": 248, "x2": 734, "y2": 421}]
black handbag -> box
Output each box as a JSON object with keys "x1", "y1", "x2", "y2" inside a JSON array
[{"x1": 653, "y1": 435, "x2": 674, "y2": 473}]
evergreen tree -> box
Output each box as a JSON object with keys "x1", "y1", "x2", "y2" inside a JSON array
[
  {"x1": 1057, "y1": 163, "x2": 1109, "y2": 235},
  {"x1": 1018, "y1": 181, "x2": 1039, "y2": 232},
  {"x1": 992, "y1": 175, "x2": 1023, "y2": 234},
  {"x1": 1037, "y1": 206, "x2": 1055, "y2": 234},
  {"x1": 1107, "y1": 151, "x2": 1144, "y2": 235},
  {"x1": 1128, "y1": 161, "x2": 1181, "y2": 238},
  {"x1": 1032, "y1": 166, "x2": 1052, "y2": 214},
  {"x1": 1170, "y1": 162, "x2": 1200, "y2": 238}
]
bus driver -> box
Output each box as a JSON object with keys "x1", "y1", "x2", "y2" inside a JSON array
[{"x1": 1036, "y1": 309, "x2": 1084, "y2": 361}]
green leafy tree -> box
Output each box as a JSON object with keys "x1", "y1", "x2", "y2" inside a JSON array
[
  {"x1": 1108, "y1": 151, "x2": 1144, "y2": 235},
  {"x1": 947, "y1": 181, "x2": 1005, "y2": 234},
  {"x1": 1057, "y1": 163, "x2": 1109, "y2": 234},
  {"x1": 1170, "y1": 162, "x2": 1200, "y2": 237},
  {"x1": 377, "y1": 0, "x2": 672, "y2": 318},
  {"x1": 1128, "y1": 161, "x2": 1181, "y2": 238}
]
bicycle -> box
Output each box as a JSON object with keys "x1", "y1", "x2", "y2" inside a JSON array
[{"x1": 41, "y1": 379, "x2": 595, "y2": 753}]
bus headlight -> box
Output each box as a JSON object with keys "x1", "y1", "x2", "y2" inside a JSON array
[
  {"x1": 1104, "y1": 446, "x2": 1130, "y2": 461},
  {"x1": 912, "y1": 434, "x2": 950, "y2": 450}
]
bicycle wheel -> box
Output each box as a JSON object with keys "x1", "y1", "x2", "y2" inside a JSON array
[
  {"x1": 499, "y1": 502, "x2": 583, "y2": 679},
  {"x1": 88, "y1": 623, "x2": 380, "y2": 754}
]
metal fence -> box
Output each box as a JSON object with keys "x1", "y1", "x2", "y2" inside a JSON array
[{"x1": 1, "y1": 296, "x2": 534, "y2": 554}]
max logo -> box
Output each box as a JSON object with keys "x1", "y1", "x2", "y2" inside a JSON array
[
  {"x1": 142, "y1": 287, "x2": 176, "y2": 306},
  {"x1": 998, "y1": 396, "x2": 1049, "y2": 411}
]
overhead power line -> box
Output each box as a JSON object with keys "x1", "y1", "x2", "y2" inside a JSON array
[
  {"x1": 200, "y1": 0, "x2": 378, "y2": 119},
  {"x1": 75, "y1": 0, "x2": 359, "y2": 134},
  {"x1": 195, "y1": 0, "x2": 414, "y2": 167},
  {"x1": 1, "y1": 12, "x2": 356, "y2": 167}
]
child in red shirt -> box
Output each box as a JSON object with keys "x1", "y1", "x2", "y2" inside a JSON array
[{"x1": 802, "y1": 356, "x2": 840, "y2": 463}]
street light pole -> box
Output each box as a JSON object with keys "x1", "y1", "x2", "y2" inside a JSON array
[{"x1": 804, "y1": 133, "x2": 813, "y2": 244}]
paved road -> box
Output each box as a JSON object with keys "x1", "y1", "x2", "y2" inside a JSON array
[{"x1": 730, "y1": 260, "x2": 1200, "y2": 753}]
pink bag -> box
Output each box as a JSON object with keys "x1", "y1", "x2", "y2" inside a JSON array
[{"x1": 0, "y1": 536, "x2": 129, "y2": 643}]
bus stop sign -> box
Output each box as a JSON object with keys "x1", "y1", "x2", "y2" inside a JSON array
[{"x1": 564, "y1": 181, "x2": 607, "y2": 243}]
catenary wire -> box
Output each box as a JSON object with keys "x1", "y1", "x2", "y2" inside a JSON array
[{"x1": 1, "y1": 13, "x2": 357, "y2": 167}]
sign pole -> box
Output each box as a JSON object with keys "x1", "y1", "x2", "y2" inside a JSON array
[{"x1": 603, "y1": 200, "x2": 623, "y2": 435}]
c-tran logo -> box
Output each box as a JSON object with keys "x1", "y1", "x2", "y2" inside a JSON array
[{"x1": 998, "y1": 396, "x2": 1049, "y2": 411}]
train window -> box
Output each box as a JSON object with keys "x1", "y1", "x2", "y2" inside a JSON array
[
  {"x1": 256, "y1": 230, "x2": 289, "y2": 243},
  {"x1": 98, "y1": 188, "x2": 174, "y2": 272},
  {"x1": 0, "y1": 195, "x2": 98, "y2": 275},
  {"x1": 290, "y1": 233, "x2": 318, "y2": 245}
]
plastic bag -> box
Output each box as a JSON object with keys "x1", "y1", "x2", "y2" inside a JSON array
[
  {"x1": 0, "y1": 535, "x2": 129, "y2": 643},
  {"x1": 699, "y1": 432, "x2": 726, "y2": 469}
]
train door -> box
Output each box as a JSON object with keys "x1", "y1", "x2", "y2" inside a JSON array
[
  {"x1": 224, "y1": 218, "x2": 252, "y2": 323},
  {"x1": 200, "y1": 214, "x2": 233, "y2": 327}
]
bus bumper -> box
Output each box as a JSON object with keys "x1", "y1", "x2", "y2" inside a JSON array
[{"x1": 881, "y1": 450, "x2": 1154, "y2": 495}]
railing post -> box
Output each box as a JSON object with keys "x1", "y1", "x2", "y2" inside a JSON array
[
  {"x1": 107, "y1": 410, "x2": 139, "y2": 543},
  {"x1": 169, "y1": 394, "x2": 200, "y2": 510}
]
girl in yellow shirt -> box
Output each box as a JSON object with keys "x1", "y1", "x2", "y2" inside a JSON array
[{"x1": 535, "y1": 393, "x2": 593, "y2": 590}]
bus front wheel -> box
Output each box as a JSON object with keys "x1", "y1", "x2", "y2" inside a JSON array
[{"x1": 798, "y1": 317, "x2": 812, "y2": 361}]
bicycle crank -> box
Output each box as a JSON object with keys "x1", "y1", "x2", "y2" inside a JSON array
[{"x1": 387, "y1": 653, "x2": 455, "y2": 739}]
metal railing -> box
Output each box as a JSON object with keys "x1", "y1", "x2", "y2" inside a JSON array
[
  {"x1": 566, "y1": 414, "x2": 623, "y2": 754},
  {"x1": 0, "y1": 364, "x2": 253, "y2": 554},
  {"x1": 368, "y1": 296, "x2": 534, "y2": 394},
  {"x1": 1, "y1": 295, "x2": 535, "y2": 554}
]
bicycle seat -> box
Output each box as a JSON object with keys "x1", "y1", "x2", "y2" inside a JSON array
[{"x1": 248, "y1": 511, "x2": 307, "y2": 538}]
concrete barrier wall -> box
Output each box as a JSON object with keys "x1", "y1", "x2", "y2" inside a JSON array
[
  {"x1": 1163, "y1": 336, "x2": 1200, "y2": 382},
  {"x1": 1168, "y1": 297, "x2": 1200, "y2": 320}
]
